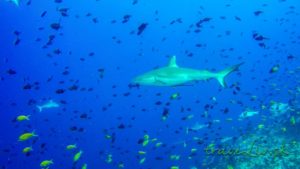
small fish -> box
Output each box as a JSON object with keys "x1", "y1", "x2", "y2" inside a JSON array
[
  {"x1": 211, "y1": 96, "x2": 217, "y2": 102},
  {"x1": 254, "y1": 10, "x2": 263, "y2": 16},
  {"x1": 139, "y1": 157, "x2": 146, "y2": 164},
  {"x1": 106, "y1": 154, "x2": 113, "y2": 163},
  {"x1": 239, "y1": 110, "x2": 259, "y2": 119},
  {"x1": 50, "y1": 23, "x2": 61, "y2": 30},
  {"x1": 40, "y1": 160, "x2": 53, "y2": 167},
  {"x1": 138, "y1": 151, "x2": 146, "y2": 155},
  {"x1": 155, "y1": 142, "x2": 163, "y2": 147},
  {"x1": 234, "y1": 16, "x2": 241, "y2": 21},
  {"x1": 118, "y1": 162, "x2": 125, "y2": 168},
  {"x1": 142, "y1": 134, "x2": 149, "y2": 146},
  {"x1": 207, "y1": 143, "x2": 215, "y2": 149},
  {"x1": 220, "y1": 137, "x2": 232, "y2": 143},
  {"x1": 191, "y1": 148, "x2": 197, "y2": 153},
  {"x1": 66, "y1": 144, "x2": 77, "y2": 150},
  {"x1": 170, "y1": 155, "x2": 180, "y2": 160},
  {"x1": 190, "y1": 122, "x2": 208, "y2": 131},
  {"x1": 82, "y1": 163, "x2": 87, "y2": 169},
  {"x1": 196, "y1": 17, "x2": 211, "y2": 27},
  {"x1": 137, "y1": 23, "x2": 148, "y2": 35},
  {"x1": 269, "y1": 102, "x2": 289, "y2": 115},
  {"x1": 105, "y1": 134, "x2": 112, "y2": 139},
  {"x1": 16, "y1": 115, "x2": 30, "y2": 122},
  {"x1": 290, "y1": 116, "x2": 296, "y2": 125},
  {"x1": 22, "y1": 146, "x2": 33, "y2": 153},
  {"x1": 18, "y1": 131, "x2": 38, "y2": 141},
  {"x1": 269, "y1": 64, "x2": 280, "y2": 73},
  {"x1": 36, "y1": 100, "x2": 60, "y2": 112},
  {"x1": 151, "y1": 138, "x2": 157, "y2": 142},
  {"x1": 170, "y1": 93, "x2": 180, "y2": 99},
  {"x1": 73, "y1": 150, "x2": 83, "y2": 162},
  {"x1": 161, "y1": 108, "x2": 169, "y2": 121},
  {"x1": 257, "y1": 124, "x2": 264, "y2": 129}
]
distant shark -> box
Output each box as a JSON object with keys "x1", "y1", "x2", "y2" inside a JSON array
[
  {"x1": 36, "y1": 100, "x2": 60, "y2": 112},
  {"x1": 132, "y1": 56, "x2": 243, "y2": 87},
  {"x1": 8, "y1": 0, "x2": 19, "y2": 6}
]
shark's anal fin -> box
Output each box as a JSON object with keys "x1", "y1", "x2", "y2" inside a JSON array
[{"x1": 216, "y1": 62, "x2": 244, "y2": 87}]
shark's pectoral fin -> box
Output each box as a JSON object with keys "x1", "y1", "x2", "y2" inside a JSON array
[{"x1": 154, "y1": 76, "x2": 168, "y2": 85}]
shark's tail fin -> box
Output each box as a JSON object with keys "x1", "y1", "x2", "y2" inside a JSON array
[
  {"x1": 216, "y1": 63, "x2": 244, "y2": 87},
  {"x1": 9, "y1": 0, "x2": 19, "y2": 6},
  {"x1": 36, "y1": 106, "x2": 43, "y2": 112}
]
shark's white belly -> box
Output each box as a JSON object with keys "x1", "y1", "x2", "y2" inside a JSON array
[
  {"x1": 154, "y1": 74, "x2": 191, "y2": 86},
  {"x1": 151, "y1": 68, "x2": 213, "y2": 86}
]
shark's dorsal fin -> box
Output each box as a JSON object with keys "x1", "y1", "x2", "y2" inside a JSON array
[{"x1": 168, "y1": 55, "x2": 178, "y2": 68}]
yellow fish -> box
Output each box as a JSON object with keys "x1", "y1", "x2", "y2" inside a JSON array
[
  {"x1": 73, "y1": 150, "x2": 83, "y2": 162},
  {"x1": 66, "y1": 144, "x2": 77, "y2": 150},
  {"x1": 155, "y1": 142, "x2": 163, "y2": 147},
  {"x1": 82, "y1": 163, "x2": 87, "y2": 169},
  {"x1": 22, "y1": 146, "x2": 33, "y2": 153},
  {"x1": 18, "y1": 131, "x2": 38, "y2": 141},
  {"x1": 170, "y1": 166, "x2": 179, "y2": 169},
  {"x1": 40, "y1": 160, "x2": 53, "y2": 167},
  {"x1": 170, "y1": 93, "x2": 180, "y2": 99},
  {"x1": 16, "y1": 115, "x2": 30, "y2": 122},
  {"x1": 138, "y1": 151, "x2": 146, "y2": 155},
  {"x1": 144, "y1": 134, "x2": 149, "y2": 140},
  {"x1": 258, "y1": 124, "x2": 264, "y2": 129},
  {"x1": 142, "y1": 135, "x2": 149, "y2": 147}
]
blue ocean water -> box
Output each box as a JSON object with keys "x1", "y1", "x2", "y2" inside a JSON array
[{"x1": 0, "y1": 0, "x2": 300, "y2": 168}]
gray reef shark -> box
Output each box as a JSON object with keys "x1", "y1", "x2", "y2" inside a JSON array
[
  {"x1": 36, "y1": 100, "x2": 60, "y2": 112},
  {"x1": 133, "y1": 56, "x2": 243, "y2": 87}
]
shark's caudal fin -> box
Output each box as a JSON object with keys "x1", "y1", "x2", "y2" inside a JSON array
[
  {"x1": 216, "y1": 63, "x2": 244, "y2": 87},
  {"x1": 8, "y1": 0, "x2": 19, "y2": 6},
  {"x1": 36, "y1": 106, "x2": 43, "y2": 112}
]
